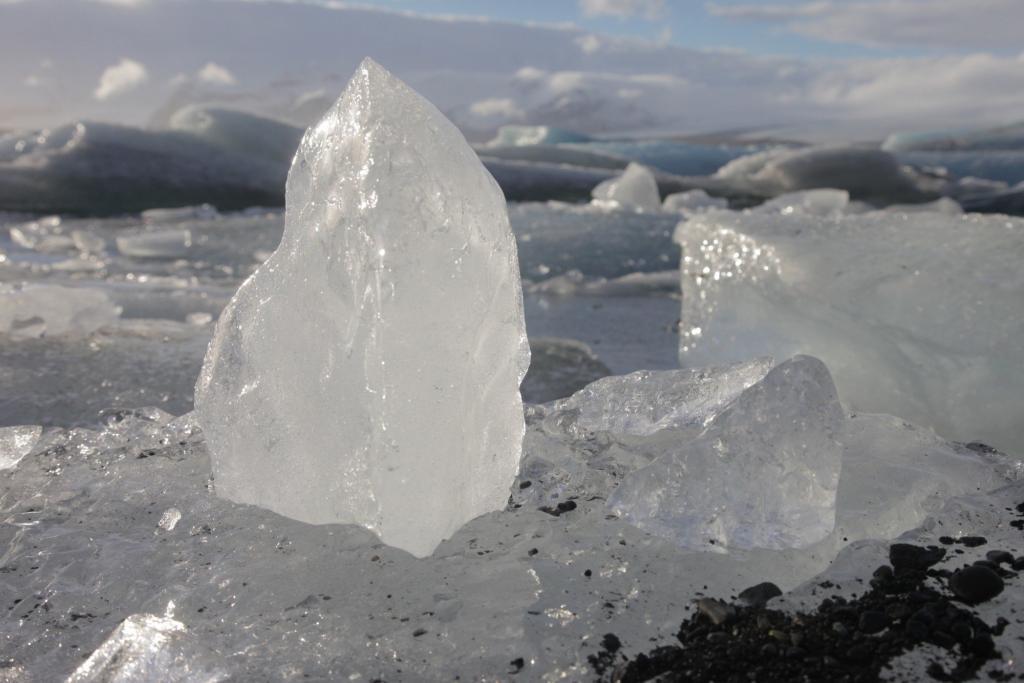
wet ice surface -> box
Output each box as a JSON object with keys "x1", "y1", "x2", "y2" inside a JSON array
[{"x1": 2, "y1": 372, "x2": 1021, "y2": 680}]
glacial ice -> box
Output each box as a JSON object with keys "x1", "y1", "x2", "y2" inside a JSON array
[
  {"x1": 0, "y1": 284, "x2": 121, "y2": 338},
  {"x1": 116, "y1": 229, "x2": 193, "y2": 259},
  {"x1": 713, "y1": 146, "x2": 943, "y2": 205},
  {"x1": 590, "y1": 162, "x2": 661, "y2": 211},
  {"x1": 195, "y1": 59, "x2": 530, "y2": 558},
  {"x1": 662, "y1": 188, "x2": 728, "y2": 213},
  {"x1": 167, "y1": 105, "x2": 303, "y2": 167},
  {"x1": 605, "y1": 356, "x2": 843, "y2": 550},
  {"x1": 675, "y1": 206, "x2": 1024, "y2": 454},
  {"x1": 485, "y1": 125, "x2": 592, "y2": 147},
  {"x1": 883, "y1": 121, "x2": 1024, "y2": 152},
  {"x1": 0, "y1": 122, "x2": 285, "y2": 215}
]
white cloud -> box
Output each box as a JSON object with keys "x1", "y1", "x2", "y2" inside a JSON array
[
  {"x1": 93, "y1": 58, "x2": 148, "y2": 100},
  {"x1": 579, "y1": 0, "x2": 665, "y2": 20},
  {"x1": 575, "y1": 34, "x2": 602, "y2": 54},
  {"x1": 469, "y1": 98, "x2": 524, "y2": 119},
  {"x1": 197, "y1": 62, "x2": 237, "y2": 86},
  {"x1": 708, "y1": 0, "x2": 1024, "y2": 51}
]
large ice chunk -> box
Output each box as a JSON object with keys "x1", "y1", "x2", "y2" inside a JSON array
[
  {"x1": 607, "y1": 356, "x2": 843, "y2": 550},
  {"x1": 713, "y1": 146, "x2": 943, "y2": 205},
  {"x1": 662, "y1": 189, "x2": 728, "y2": 214},
  {"x1": 195, "y1": 59, "x2": 529, "y2": 558},
  {"x1": 590, "y1": 162, "x2": 661, "y2": 212},
  {"x1": 675, "y1": 207, "x2": 1024, "y2": 454}
]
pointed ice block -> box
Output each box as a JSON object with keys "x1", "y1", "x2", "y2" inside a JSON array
[{"x1": 195, "y1": 59, "x2": 530, "y2": 558}]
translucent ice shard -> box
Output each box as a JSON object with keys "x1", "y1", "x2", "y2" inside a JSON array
[
  {"x1": 195, "y1": 59, "x2": 529, "y2": 558},
  {"x1": 553, "y1": 357, "x2": 773, "y2": 437},
  {"x1": 0, "y1": 425, "x2": 41, "y2": 470},
  {"x1": 608, "y1": 356, "x2": 843, "y2": 550},
  {"x1": 591, "y1": 162, "x2": 661, "y2": 211},
  {"x1": 69, "y1": 614, "x2": 225, "y2": 683}
]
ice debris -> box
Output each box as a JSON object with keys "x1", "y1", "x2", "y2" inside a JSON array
[
  {"x1": 662, "y1": 188, "x2": 728, "y2": 213},
  {"x1": 68, "y1": 614, "x2": 225, "y2": 683},
  {"x1": 195, "y1": 59, "x2": 530, "y2": 558},
  {"x1": 606, "y1": 356, "x2": 843, "y2": 550},
  {"x1": 116, "y1": 229, "x2": 193, "y2": 259},
  {"x1": 0, "y1": 425, "x2": 42, "y2": 470},
  {"x1": 0, "y1": 284, "x2": 121, "y2": 339},
  {"x1": 591, "y1": 162, "x2": 661, "y2": 212},
  {"x1": 675, "y1": 206, "x2": 1024, "y2": 454}
]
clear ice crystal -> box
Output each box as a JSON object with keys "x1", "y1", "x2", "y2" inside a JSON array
[
  {"x1": 68, "y1": 614, "x2": 225, "y2": 683},
  {"x1": 0, "y1": 425, "x2": 42, "y2": 470},
  {"x1": 607, "y1": 356, "x2": 843, "y2": 550},
  {"x1": 590, "y1": 162, "x2": 661, "y2": 212},
  {"x1": 195, "y1": 59, "x2": 530, "y2": 558}
]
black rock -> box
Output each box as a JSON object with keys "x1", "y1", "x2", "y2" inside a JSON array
[
  {"x1": 949, "y1": 566, "x2": 1004, "y2": 604},
  {"x1": 889, "y1": 544, "x2": 945, "y2": 571},
  {"x1": 858, "y1": 610, "x2": 889, "y2": 634},
  {"x1": 737, "y1": 582, "x2": 783, "y2": 608},
  {"x1": 985, "y1": 550, "x2": 1014, "y2": 565}
]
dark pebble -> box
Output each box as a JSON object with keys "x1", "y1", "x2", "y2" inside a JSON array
[
  {"x1": 961, "y1": 536, "x2": 988, "y2": 548},
  {"x1": 737, "y1": 582, "x2": 783, "y2": 607},
  {"x1": 760, "y1": 643, "x2": 778, "y2": 658},
  {"x1": 885, "y1": 603, "x2": 911, "y2": 621},
  {"x1": 905, "y1": 619, "x2": 930, "y2": 641},
  {"x1": 846, "y1": 642, "x2": 874, "y2": 661},
  {"x1": 985, "y1": 550, "x2": 1014, "y2": 565},
  {"x1": 858, "y1": 610, "x2": 889, "y2": 634},
  {"x1": 949, "y1": 565, "x2": 1004, "y2": 604},
  {"x1": 889, "y1": 544, "x2": 945, "y2": 571},
  {"x1": 1011, "y1": 557, "x2": 1024, "y2": 571},
  {"x1": 601, "y1": 633, "x2": 621, "y2": 652}
]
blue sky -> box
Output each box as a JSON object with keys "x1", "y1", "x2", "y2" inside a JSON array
[{"x1": 341, "y1": 0, "x2": 1000, "y2": 59}]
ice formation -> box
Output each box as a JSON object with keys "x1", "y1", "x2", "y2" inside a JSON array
[
  {"x1": 675, "y1": 206, "x2": 1024, "y2": 454},
  {"x1": 590, "y1": 162, "x2": 661, "y2": 211},
  {"x1": 116, "y1": 229, "x2": 193, "y2": 259},
  {"x1": 713, "y1": 146, "x2": 943, "y2": 205},
  {"x1": 195, "y1": 59, "x2": 529, "y2": 558},
  {"x1": 0, "y1": 284, "x2": 121, "y2": 338},
  {"x1": 604, "y1": 357, "x2": 843, "y2": 550},
  {"x1": 662, "y1": 189, "x2": 728, "y2": 213}
]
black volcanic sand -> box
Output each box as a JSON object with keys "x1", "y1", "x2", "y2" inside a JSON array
[{"x1": 589, "y1": 515, "x2": 1024, "y2": 682}]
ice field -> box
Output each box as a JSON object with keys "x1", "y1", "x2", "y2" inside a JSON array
[{"x1": 2, "y1": 60, "x2": 1024, "y2": 682}]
